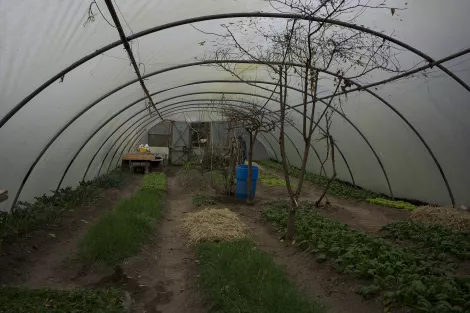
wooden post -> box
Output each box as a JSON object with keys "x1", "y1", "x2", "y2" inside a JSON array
[{"x1": 0, "y1": 190, "x2": 8, "y2": 204}]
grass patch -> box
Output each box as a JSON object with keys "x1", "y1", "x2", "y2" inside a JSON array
[
  {"x1": 79, "y1": 173, "x2": 166, "y2": 266},
  {"x1": 382, "y1": 220, "x2": 470, "y2": 260},
  {"x1": 197, "y1": 239, "x2": 325, "y2": 313},
  {"x1": 192, "y1": 194, "x2": 217, "y2": 207},
  {"x1": 0, "y1": 286, "x2": 124, "y2": 313},
  {"x1": 367, "y1": 198, "x2": 416, "y2": 211},
  {"x1": 0, "y1": 169, "x2": 127, "y2": 246},
  {"x1": 263, "y1": 202, "x2": 470, "y2": 312}
]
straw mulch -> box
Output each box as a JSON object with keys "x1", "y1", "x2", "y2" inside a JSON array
[
  {"x1": 182, "y1": 208, "x2": 249, "y2": 245},
  {"x1": 410, "y1": 206, "x2": 470, "y2": 233}
]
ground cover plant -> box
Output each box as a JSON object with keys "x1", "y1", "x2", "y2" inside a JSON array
[
  {"x1": 263, "y1": 201, "x2": 470, "y2": 312},
  {"x1": 257, "y1": 160, "x2": 381, "y2": 201},
  {"x1": 382, "y1": 220, "x2": 470, "y2": 260},
  {"x1": 197, "y1": 239, "x2": 325, "y2": 313},
  {"x1": 368, "y1": 198, "x2": 416, "y2": 211},
  {"x1": 141, "y1": 172, "x2": 167, "y2": 193},
  {"x1": 79, "y1": 173, "x2": 166, "y2": 266},
  {"x1": 0, "y1": 286, "x2": 124, "y2": 313},
  {"x1": 261, "y1": 172, "x2": 295, "y2": 188},
  {"x1": 192, "y1": 194, "x2": 217, "y2": 207},
  {"x1": 0, "y1": 169, "x2": 127, "y2": 246}
]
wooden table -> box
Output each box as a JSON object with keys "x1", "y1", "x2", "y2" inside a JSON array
[{"x1": 122, "y1": 153, "x2": 163, "y2": 173}]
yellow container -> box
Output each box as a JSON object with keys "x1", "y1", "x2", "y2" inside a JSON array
[{"x1": 139, "y1": 148, "x2": 147, "y2": 152}]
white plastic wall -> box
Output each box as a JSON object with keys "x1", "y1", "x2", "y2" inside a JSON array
[{"x1": 1, "y1": 0, "x2": 470, "y2": 211}]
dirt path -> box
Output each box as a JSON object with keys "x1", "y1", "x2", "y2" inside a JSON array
[
  {"x1": 0, "y1": 174, "x2": 142, "y2": 288},
  {"x1": 258, "y1": 167, "x2": 408, "y2": 233},
  {"x1": 231, "y1": 204, "x2": 385, "y2": 313},
  {"x1": 121, "y1": 172, "x2": 204, "y2": 313}
]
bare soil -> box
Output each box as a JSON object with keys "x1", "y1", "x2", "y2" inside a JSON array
[
  {"x1": 207, "y1": 167, "x2": 413, "y2": 313},
  {"x1": 232, "y1": 203, "x2": 387, "y2": 313},
  {"x1": 0, "y1": 169, "x2": 205, "y2": 313},
  {"x1": 258, "y1": 168, "x2": 409, "y2": 233},
  {"x1": 0, "y1": 174, "x2": 142, "y2": 287},
  {"x1": 117, "y1": 169, "x2": 204, "y2": 313},
  {"x1": 0, "y1": 165, "x2": 412, "y2": 313}
]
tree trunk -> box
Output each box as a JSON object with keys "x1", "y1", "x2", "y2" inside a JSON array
[
  {"x1": 316, "y1": 135, "x2": 336, "y2": 206},
  {"x1": 294, "y1": 140, "x2": 312, "y2": 200},
  {"x1": 247, "y1": 132, "x2": 254, "y2": 203},
  {"x1": 278, "y1": 66, "x2": 298, "y2": 241},
  {"x1": 285, "y1": 205, "x2": 297, "y2": 241}
]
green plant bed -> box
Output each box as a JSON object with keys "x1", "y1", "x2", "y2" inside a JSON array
[
  {"x1": 261, "y1": 177, "x2": 296, "y2": 188},
  {"x1": 192, "y1": 194, "x2": 217, "y2": 207},
  {"x1": 197, "y1": 239, "x2": 325, "y2": 313},
  {"x1": 0, "y1": 169, "x2": 127, "y2": 244},
  {"x1": 80, "y1": 173, "x2": 166, "y2": 266},
  {"x1": 368, "y1": 198, "x2": 416, "y2": 211},
  {"x1": 263, "y1": 202, "x2": 470, "y2": 312},
  {"x1": 382, "y1": 221, "x2": 470, "y2": 260},
  {"x1": 0, "y1": 286, "x2": 124, "y2": 313},
  {"x1": 142, "y1": 172, "x2": 167, "y2": 192},
  {"x1": 257, "y1": 160, "x2": 381, "y2": 201}
]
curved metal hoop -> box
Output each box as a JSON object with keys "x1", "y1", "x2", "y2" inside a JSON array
[
  {"x1": 95, "y1": 101, "x2": 356, "y2": 190},
  {"x1": 10, "y1": 49, "x2": 458, "y2": 208},
  {"x1": 3, "y1": 11, "x2": 469, "y2": 131}
]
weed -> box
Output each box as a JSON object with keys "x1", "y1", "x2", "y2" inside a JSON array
[
  {"x1": 368, "y1": 198, "x2": 416, "y2": 211},
  {"x1": 192, "y1": 194, "x2": 217, "y2": 207},
  {"x1": 0, "y1": 286, "x2": 124, "y2": 313},
  {"x1": 263, "y1": 202, "x2": 470, "y2": 312},
  {"x1": 197, "y1": 239, "x2": 325, "y2": 313},
  {"x1": 183, "y1": 161, "x2": 196, "y2": 170},
  {"x1": 142, "y1": 172, "x2": 166, "y2": 193},
  {"x1": 79, "y1": 173, "x2": 166, "y2": 266},
  {"x1": 257, "y1": 160, "x2": 382, "y2": 201},
  {"x1": 176, "y1": 168, "x2": 210, "y2": 193},
  {"x1": 382, "y1": 220, "x2": 470, "y2": 260},
  {"x1": 0, "y1": 170, "x2": 127, "y2": 245},
  {"x1": 210, "y1": 170, "x2": 235, "y2": 195},
  {"x1": 261, "y1": 177, "x2": 296, "y2": 188}
]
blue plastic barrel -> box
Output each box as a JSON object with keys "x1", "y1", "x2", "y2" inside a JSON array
[{"x1": 236, "y1": 165, "x2": 259, "y2": 199}]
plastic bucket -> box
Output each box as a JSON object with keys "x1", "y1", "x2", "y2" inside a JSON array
[{"x1": 236, "y1": 165, "x2": 259, "y2": 199}]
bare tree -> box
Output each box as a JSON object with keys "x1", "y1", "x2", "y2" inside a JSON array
[
  {"x1": 221, "y1": 99, "x2": 278, "y2": 203},
  {"x1": 195, "y1": 0, "x2": 408, "y2": 240}
]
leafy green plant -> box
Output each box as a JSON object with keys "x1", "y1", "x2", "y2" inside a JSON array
[
  {"x1": 0, "y1": 286, "x2": 124, "y2": 313},
  {"x1": 183, "y1": 161, "x2": 196, "y2": 170},
  {"x1": 257, "y1": 160, "x2": 381, "y2": 201},
  {"x1": 142, "y1": 172, "x2": 166, "y2": 193},
  {"x1": 368, "y1": 198, "x2": 416, "y2": 211},
  {"x1": 192, "y1": 194, "x2": 217, "y2": 207},
  {"x1": 382, "y1": 221, "x2": 470, "y2": 260},
  {"x1": 198, "y1": 239, "x2": 325, "y2": 313},
  {"x1": 0, "y1": 170, "x2": 127, "y2": 245},
  {"x1": 263, "y1": 202, "x2": 470, "y2": 312},
  {"x1": 261, "y1": 177, "x2": 296, "y2": 188}
]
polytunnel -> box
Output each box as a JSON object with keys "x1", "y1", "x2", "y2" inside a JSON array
[{"x1": 1, "y1": 0, "x2": 470, "y2": 212}]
